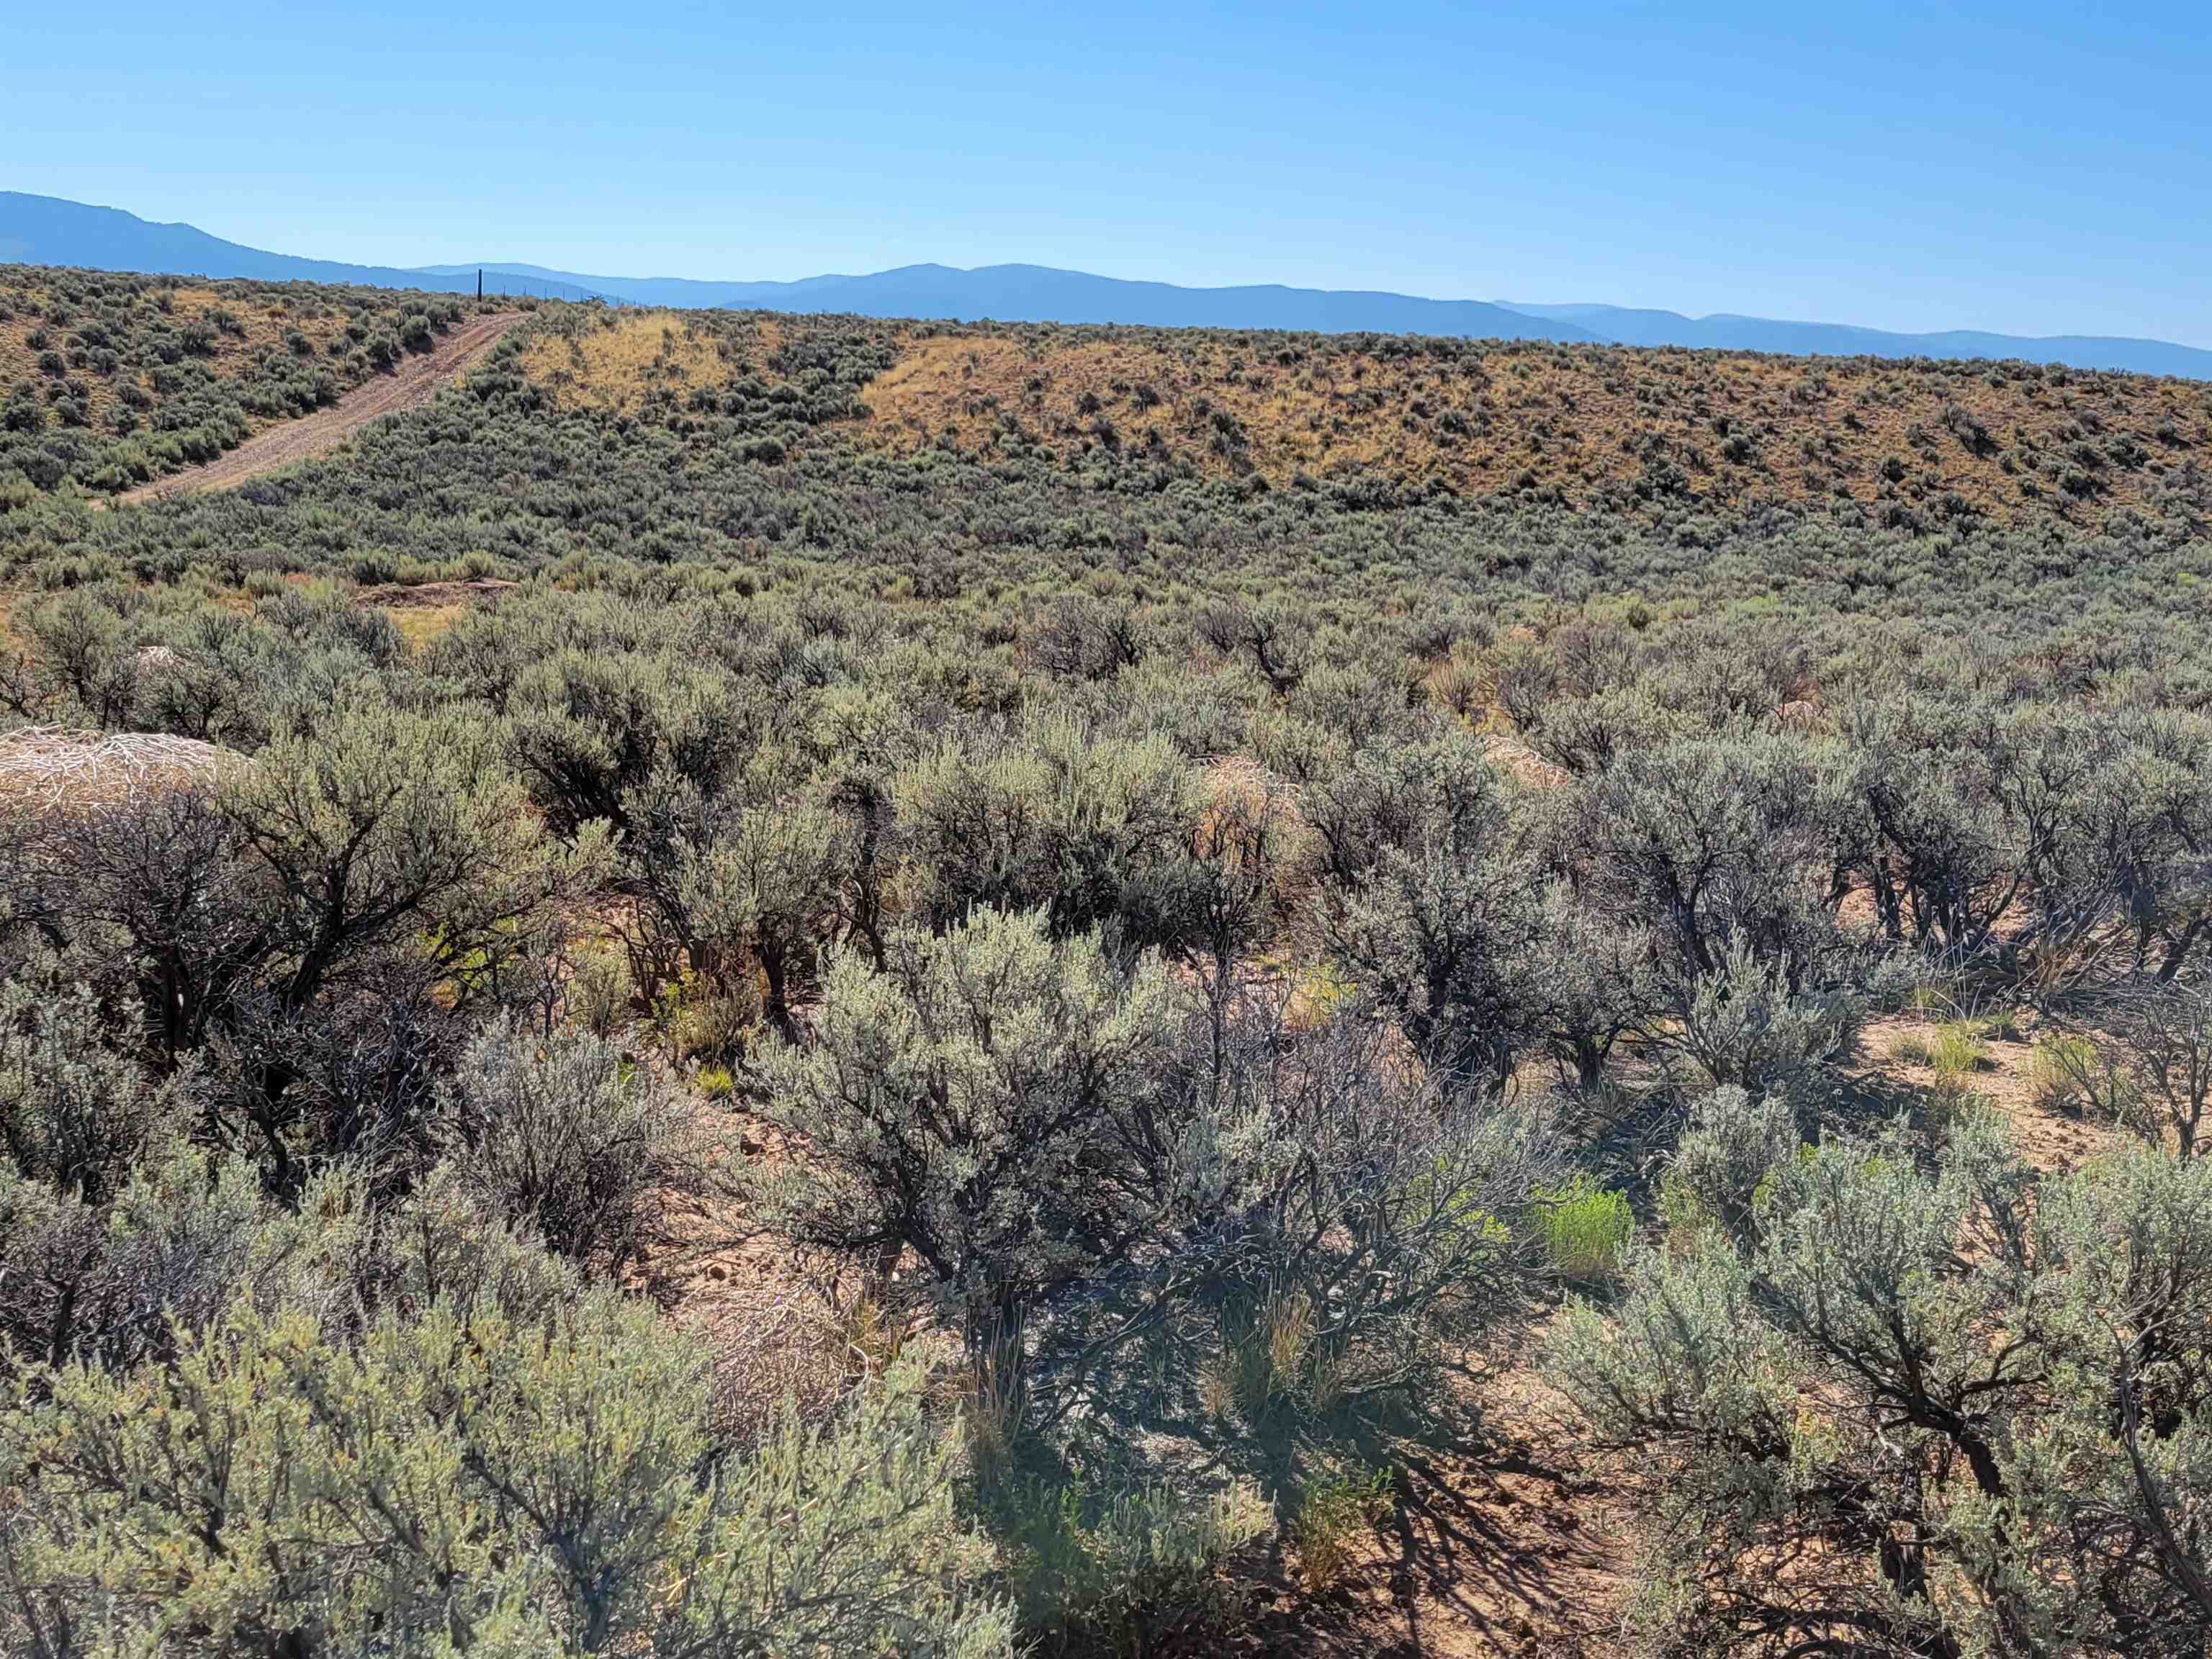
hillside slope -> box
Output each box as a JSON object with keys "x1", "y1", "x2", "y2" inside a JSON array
[
  {"x1": 117, "y1": 310, "x2": 518, "y2": 503},
  {"x1": 519, "y1": 307, "x2": 2212, "y2": 531},
  {"x1": 7, "y1": 267, "x2": 2208, "y2": 539},
  {"x1": 0, "y1": 263, "x2": 509, "y2": 492}
]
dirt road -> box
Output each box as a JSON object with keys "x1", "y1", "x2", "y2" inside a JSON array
[{"x1": 118, "y1": 311, "x2": 522, "y2": 505}]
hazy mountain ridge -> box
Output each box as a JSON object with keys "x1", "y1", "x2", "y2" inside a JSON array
[
  {"x1": 0, "y1": 193, "x2": 613, "y2": 302},
  {"x1": 419, "y1": 259, "x2": 1585, "y2": 341},
  {"x1": 10, "y1": 191, "x2": 2212, "y2": 377},
  {"x1": 1503, "y1": 301, "x2": 2212, "y2": 378}
]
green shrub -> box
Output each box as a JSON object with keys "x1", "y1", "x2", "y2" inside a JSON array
[
  {"x1": 1975, "y1": 1007, "x2": 2027, "y2": 1043},
  {"x1": 350, "y1": 548, "x2": 403, "y2": 585},
  {"x1": 567, "y1": 940, "x2": 635, "y2": 1037},
  {"x1": 0, "y1": 977, "x2": 186, "y2": 1200},
  {"x1": 6, "y1": 1298, "x2": 1010, "y2": 1657},
  {"x1": 1676, "y1": 938, "x2": 1858, "y2": 1095},
  {"x1": 1536, "y1": 1177, "x2": 1633, "y2": 1281},
  {"x1": 2026, "y1": 1030, "x2": 2130, "y2": 1119},
  {"x1": 440, "y1": 1017, "x2": 698, "y2": 1273},
  {"x1": 647, "y1": 967, "x2": 761, "y2": 1064},
  {"x1": 1665, "y1": 1086, "x2": 1798, "y2": 1244}
]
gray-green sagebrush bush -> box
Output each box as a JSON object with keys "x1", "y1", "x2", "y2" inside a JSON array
[
  {"x1": 0, "y1": 1145, "x2": 329, "y2": 1380},
  {"x1": 505, "y1": 644, "x2": 759, "y2": 837},
  {"x1": 1672, "y1": 935, "x2": 1863, "y2": 1096},
  {"x1": 0, "y1": 698, "x2": 609, "y2": 1192},
  {"x1": 223, "y1": 698, "x2": 589, "y2": 1013},
  {"x1": 1, "y1": 580, "x2": 400, "y2": 745},
  {"x1": 740, "y1": 904, "x2": 1555, "y2": 1653},
  {"x1": 1661, "y1": 1084, "x2": 1799, "y2": 1239},
  {"x1": 893, "y1": 713, "x2": 1202, "y2": 943},
  {"x1": 2, "y1": 1292, "x2": 1010, "y2": 1658},
  {"x1": 0, "y1": 1107, "x2": 1007, "y2": 1658},
  {"x1": 750, "y1": 906, "x2": 1181, "y2": 1395},
  {"x1": 1304, "y1": 727, "x2": 1545, "y2": 1083},
  {"x1": 440, "y1": 1017, "x2": 698, "y2": 1274},
  {"x1": 751, "y1": 905, "x2": 1558, "y2": 1429},
  {"x1": 1548, "y1": 1110, "x2": 2212, "y2": 1656},
  {"x1": 1555, "y1": 728, "x2": 1841, "y2": 991},
  {"x1": 0, "y1": 974, "x2": 187, "y2": 1200},
  {"x1": 631, "y1": 768, "x2": 856, "y2": 1035}
]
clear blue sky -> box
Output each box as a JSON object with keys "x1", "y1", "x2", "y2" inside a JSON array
[{"x1": 12, "y1": 1, "x2": 2211, "y2": 344}]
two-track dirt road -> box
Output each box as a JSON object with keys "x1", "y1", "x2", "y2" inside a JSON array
[{"x1": 118, "y1": 310, "x2": 522, "y2": 505}]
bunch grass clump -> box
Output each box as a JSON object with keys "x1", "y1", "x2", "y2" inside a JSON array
[
  {"x1": 1535, "y1": 1177, "x2": 1633, "y2": 1282},
  {"x1": 1928, "y1": 1020, "x2": 1995, "y2": 1080},
  {"x1": 1291, "y1": 1464, "x2": 1392, "y2": 1593}
]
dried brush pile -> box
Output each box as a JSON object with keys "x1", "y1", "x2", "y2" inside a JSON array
[{"x1": 0, "y1": 725, "x2": 235, "y2": 814}]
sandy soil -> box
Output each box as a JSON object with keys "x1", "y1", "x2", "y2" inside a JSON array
[
  {"x1": 1855, "y1": 1010, "x2": 2113, "y2": 1176},
  {"x1": 355, "y1": 577, "x2": 518, "y2": 609},
  {"x1": 1237, "y1": 1340, "x2": 1637, "y2": 1659},
  {"x1": 117, "y1": 311, "x2": 521, "y2": 503}
]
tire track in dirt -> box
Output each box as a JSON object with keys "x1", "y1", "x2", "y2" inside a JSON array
[{"x1": 117, "y1": 311, "x2": 523, "y2": 505}]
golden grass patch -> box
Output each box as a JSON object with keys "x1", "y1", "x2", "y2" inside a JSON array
[
  {"x1": 520, "y1": 308, "x2": 738, "y2": 415},
  {"x1": 387, "y1": 603, "x2": 469, "y2": 652},
  {"x1": 856, "y1": 326, "x2": 2212, "y2": 524}
]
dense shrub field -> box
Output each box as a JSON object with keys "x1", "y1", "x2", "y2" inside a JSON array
[
  {"x1": 2, "y1": 284, "x2": 2211, "y2": 1655},
  {"x1": 0, "y1": 264, "x2": 505, "y2": 493}
]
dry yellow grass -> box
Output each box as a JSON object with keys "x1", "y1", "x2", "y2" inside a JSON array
[
  {"x1": 356, "y1": 578, "x2": 516, "y2": 652},
  {"x1": 387, "y1": 603, "x2": 469, "y2": 652},
  {"x1": 859, "y1": 328, "x2": 2212, "y2": 524},
  {"x1": 501, "y1": 301, "x2": 2212, "y2": 528},
  {"x1": 521, "y1": 309, "x2": 781, "y2": 415}
]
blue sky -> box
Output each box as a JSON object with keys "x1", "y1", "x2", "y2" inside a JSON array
[{"x1": 12, "y1": 1, "x2": 2211, "y2": 344}]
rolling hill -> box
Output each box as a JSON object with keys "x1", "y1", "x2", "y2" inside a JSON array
[{"x1": 517, "y1": 305, "x2": 2212, "y2": 533}]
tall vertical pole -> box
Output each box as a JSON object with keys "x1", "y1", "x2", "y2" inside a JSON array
[{"x1": 477, "y1": 269, "x2": 483, "y2": 300}]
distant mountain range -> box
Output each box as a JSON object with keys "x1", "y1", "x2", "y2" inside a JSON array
[
  {"x1": 9, "y1": 190, "x2": 2211, "y2": 379},
  {"x1": 409, "y1": 258, "x2": 1581, "y2": 340},
  {"x1": 0, "y1": 192, "x2": 608, "y2": 302}
]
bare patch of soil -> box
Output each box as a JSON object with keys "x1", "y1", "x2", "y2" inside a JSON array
[
  {"x1": 356, "y1": 578, "x2": 518, "y2": 608},
  {"x1": 1241, "y1": 1352, "x2": 1635, "y2": 1658},
  {"x1": 1856, "y1": 1011, "x2": 2114, "y2": 1176}
]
